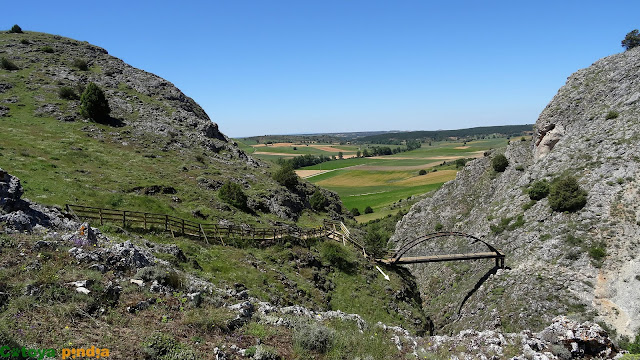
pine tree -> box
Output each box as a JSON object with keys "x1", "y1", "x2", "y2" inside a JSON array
[{"x1": 80, "y1": 82, "x2": 111, "y2": 123}]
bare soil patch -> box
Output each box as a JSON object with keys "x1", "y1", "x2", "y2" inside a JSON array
[{"x1": 295, "y1": 170, "x2": 329, "y2": 178}]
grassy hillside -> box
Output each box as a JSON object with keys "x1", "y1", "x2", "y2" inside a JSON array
[
  {"x1": 0, "y1": 29, "x2": 429, "y2": 359},
  {"x1": 0, "y1": 31, "x2": 338, "y2": 227}
]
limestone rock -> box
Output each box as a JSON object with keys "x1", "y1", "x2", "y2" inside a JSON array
[
  {"x1": 392, "y1": 47, "x2": 640, "y2": 336},
  {"x1": 0, "y1": 168, "x2": 23, "y2": 212}
]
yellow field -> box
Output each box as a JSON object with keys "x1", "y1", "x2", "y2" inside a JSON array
[{"x1": 315, "y1": 169, "x2": 456, "y2": 188}]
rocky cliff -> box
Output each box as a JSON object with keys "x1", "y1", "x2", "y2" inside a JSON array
[{"x1": 392, "y1": 46, "x2": 640, "y2": 339}]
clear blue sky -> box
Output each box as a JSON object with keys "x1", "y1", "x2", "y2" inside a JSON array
[{"x1": 4, "y1": 1, "x2": 639, "y2": 137}]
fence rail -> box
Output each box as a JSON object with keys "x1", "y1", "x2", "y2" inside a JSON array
[{"x1": 66, "y1": 204, "x2": 347, "y2": 248}]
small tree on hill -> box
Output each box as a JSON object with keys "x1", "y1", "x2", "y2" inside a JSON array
[
  {"x1": 73, "y1": 58, "x2": 89, "y2": 71},
  {"x1": 528, "y1": 179, "x2": 550, "y2": 200},
  {"x1": 364, "y1": 206, "x2": 373, "y2": 214},
  {"x1": 218, "y1": 181, "x2": 247, "y2": 209},
  {"x1": 309, "y1": 190, "x2": 328, "y2": 211},
  {"x1": 548, "y1": 176, "x2": 587, "y2": 212},
  {"x1": 80, "y1": 82, "x2": 111, "y2": 123},
  {"x1": 0, "y1": 57, "x2": 18, "y2": 70},
  {"x1": 350, "y1": 208, "x2": 360, "y2": 216},
  {"x1": 9, "y1": 25, "x2": 22, "y2": 34},
  {"x1": 622, "y1": 29, "x2": 640, "y2": 51},
  {"x1": 273, "y1": 163, "x2": 298, "y2": 189},
  {"x1": 491, "y1": 154, "x2": 509, "y2": 172}
]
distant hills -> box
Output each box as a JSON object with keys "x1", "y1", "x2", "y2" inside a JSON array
[{"x1": 242, "y1": 124, "x2": 533, "y2": 144}]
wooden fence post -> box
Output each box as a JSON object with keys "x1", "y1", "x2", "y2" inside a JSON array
[
  {"x1": 143, "y1": 213, "x2": 147, "y2": 230},
  {"x1": 123, "y1": 211, "x2": 126, "y2": 227},
  {"x1": 181, "y1": 219, "x2": 185, "y2": 235},
  {"x1": 99, "y1": 208, "x2": 103, "y2": 225},
  {"x1": 165, "y1": 215, "x2": 168, "y2": 231}
]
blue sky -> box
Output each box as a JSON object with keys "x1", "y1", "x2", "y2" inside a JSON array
[{"x1": 4, "y1": 1, "x2": 640, "y2": 137}]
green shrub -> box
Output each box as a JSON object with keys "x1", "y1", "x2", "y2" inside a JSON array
[
  {"x1": 515, "y1": 165, "x2": 524, "y2": 171},
  {"x1": 606, "y1": 110, "x2": 620, "y2": 119},
  {"x1": 41, "y1": 46, "x2": 54, "y2": 53},
  {"x1": 20, "y1": 38, "x2": 29, "y2": 45},
  {"x1": 350, "y1": 208, "x2": 360, "y2": 216},
  {"x1": 182, "y1": 307, "x2": 235, "y2": 333},
  {"x1": 134, "y1": 265, "x2": 185, "y2": 289},
  {"x1": 621, "y1": 332, "x2": 640, "y2": 353},
  {"x1": 490, "y1": 216, "x2": 524, "y2": 234},
  {"x1": 273, "y1": 163, "x2": 298, "y2": 188},
  {"x1": 588, "y1": 243, "x2": 606, "y2": 261},
  {"x1": 364, "y1": 206, "x2": 373, "y2": 214},
  {"x1": 622, "y1": 29, "x2": 640, "y2": 51},
  {"x1": 418, "y1": 169, "x2": 427, "y2": 175},
  {"x1": 491, "y1": 154, "x2": 509, "y2": 172},
  {"x1": 548, "y1": 176, "x2": 587, "y2": 212},
  {"x1": 293, "y1": 322, "x2": 334, "y2": 353},
  {"x1": 309, "y1": 190, "x2": 328, "y2": 211},
  {"x1": 565, "y1": 234, "x2": 582, "y2": 246},
  {"x1": 218, "y1": 181, "x2": 247, "y2": 209},
  {"x1": 522, "y1": 200, "x2": 537, "y2": 210},
  {"x1": 434, "y1": 223, "x2": 443, "y2": 231},
  {"x1": 73, "y1": 58, "x2": 89, "y2": 71},
  {"x1": 9, "y1": 25, "x2": 22, "y2": 33},
  {"x1": 58, "y1": 86, "x2": 78, "y2": 100},
  {"x1": 143, "y1": 333, "x2": 197, "y2": 360},
  {"x1": 80, "y1": 82, "x2": 111, "y2": 123},
  {"x1": 0, "y1": 57, "x2": 18, "y2": 70},
  {"x1": 319, "y1": 242, "x2": 354, "y2": 271},
  {"x1": 455, "y1": 158, "x2": 468, "y2": 168},
  {"x1": 528, "y1": 180, "x2": 550, "y2": 200},
  {"x1": 363, "y1": 224, "x2": 391, "y2": 258}
]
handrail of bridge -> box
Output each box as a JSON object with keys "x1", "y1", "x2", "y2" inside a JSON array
[{"x1": 387, "y1": 231, "x2": 504, "y2": 266}]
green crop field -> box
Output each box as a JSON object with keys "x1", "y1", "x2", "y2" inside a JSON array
[
  {"x1": 297, "y1": 138, "x2": 513, "y2": 222},
  {"x1": 234, "y1": 136, "x2": 517, "y2": 222}
]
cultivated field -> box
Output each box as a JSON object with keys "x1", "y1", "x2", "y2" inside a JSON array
[{"x1": 236, "y1": 137, "x2": 513, "y2": 222}]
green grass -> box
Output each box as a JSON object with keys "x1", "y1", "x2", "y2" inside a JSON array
[
  {"x1": 292, "y1": 139, "x2": 504, "y2": 221},
  {"x1": 300, "y1": 157, "x2": 379, "y2": 170},
  {"x1": 0, "y1": 225, "x2": 427, "y2": 358},
  {"x1": 0, "y1": 31, "x2": 334, "y2": 229}
]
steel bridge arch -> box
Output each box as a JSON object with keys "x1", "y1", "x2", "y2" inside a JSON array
[{"x1": 389, "y1": 231, "x2": 502, "y2": 264}]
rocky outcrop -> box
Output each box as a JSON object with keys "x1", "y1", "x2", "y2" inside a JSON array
[
  {"x1": 392, "y1": 47, "x2": 640, "y2": 337},
  {"x1": 425, "y1": 316, "x2": 621, "y2": 359},
  {"x1": 0, "y1": 167, "x2": 77, "y2": 232}
]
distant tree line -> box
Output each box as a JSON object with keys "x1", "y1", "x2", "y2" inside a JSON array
[
  {"x1": 353, "y1": 125, "x2": 533, "y2": 144},
  {"x1": 279, "y1": 154, "x2": 336, "y2": 169},
  {"x1": 279, "y1": 140, "x2": 422, "y2": 170},
  {"x1": 361, "y1": 140, "x2": 421, "y2": 157}
]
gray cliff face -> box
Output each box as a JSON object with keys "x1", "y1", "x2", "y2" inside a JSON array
[{"x1": 391, "y1": 47, "x2": 640, "y2": 337}]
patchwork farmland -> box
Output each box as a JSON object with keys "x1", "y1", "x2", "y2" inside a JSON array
[{"x1": 236, "y1": 137, "x2": 514, "y2": 221}]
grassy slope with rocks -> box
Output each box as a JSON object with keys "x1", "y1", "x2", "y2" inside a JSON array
[
  {"x1": 391, "y1": 46, "x2": 640, "y2": 342},
  {"x1": 0, "y1": 29, "x2": 432, "y2": 359},
  {"x1": 0, "y1": 30, "x2": 341, "y2": 228}
]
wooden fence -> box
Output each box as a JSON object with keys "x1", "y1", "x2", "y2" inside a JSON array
[{"x1": 66, "y1": 204, "x2": 331, "y2": 244}]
